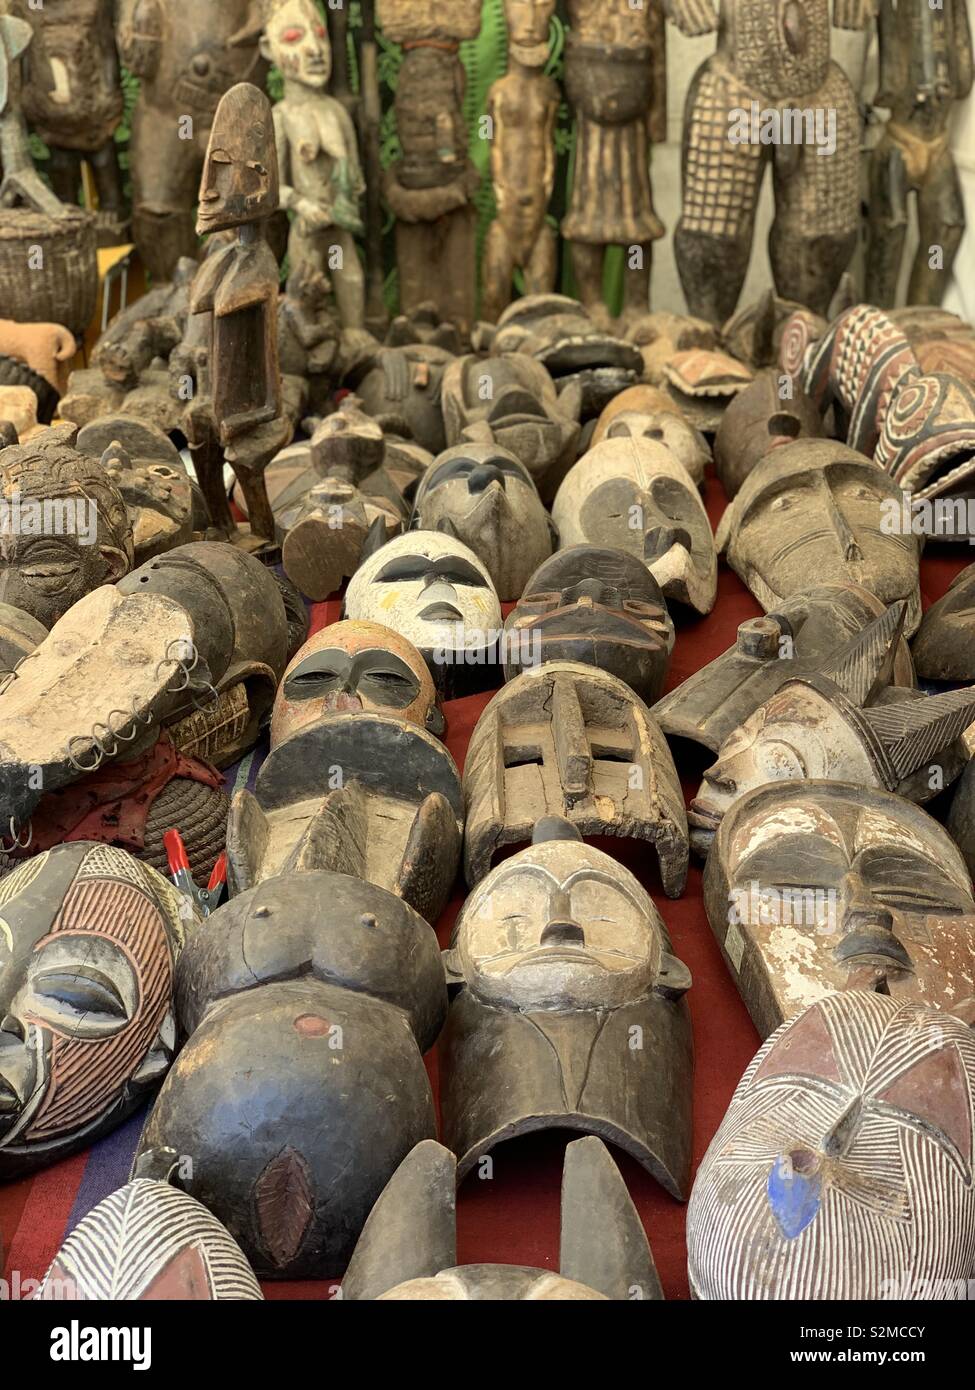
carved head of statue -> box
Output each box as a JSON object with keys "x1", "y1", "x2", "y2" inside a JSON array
[
  {"x1": 504, "y1": 0, "x2": 556, "y2": 50},
  {"x1": 0, "y1": 435, "x2": 134, "y2": 628},
  {"x1": 260, "y1": 0, "x2": 332, "y2": 90},
  {"x1": 197, "y1": 82, "x2": 279, "y2": 236}
]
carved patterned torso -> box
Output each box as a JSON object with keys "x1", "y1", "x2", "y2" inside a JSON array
[{"x1": 719, "y1": 0, "x2": 833, "y2": 98}]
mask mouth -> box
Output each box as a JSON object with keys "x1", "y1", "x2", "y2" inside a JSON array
[{"x1": 420, "y1": 601, "x2": 464, "y2": 624}]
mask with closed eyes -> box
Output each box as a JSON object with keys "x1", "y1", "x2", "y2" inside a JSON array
[
  {"x1": 196, "y1": 82, "x2": 279, "y2": 236},
  {"x1": 411, "y1": 444, "x2": 554, "y2": 602},
  {"x1": 704, "y1": 780, "x2": 975, "y2": 1040},
  {"x1": 344, "y1": 530, "x2": 502, "y2": 680},
  {"x1": 439, "y1": 819, "x2": 693, "y2": 1195},
  {"x1": 688, "y1": 990, "x2": 975, "y2": 1300},
  {"x1": 270, "y1": 619, "x2": 443, "y2": 746},
  {"x1": 716, "y1": 439, "x2": 922, "y2": 635},
  {"x1": 552, "y1": 436, "x2": 717, "y2": 616},
  {"x1": 0, "y1": 842, "x2": 189, "y2": 1179},
  {"x1": 688, "y1": 601, "x2": 975, "y2": 856}
]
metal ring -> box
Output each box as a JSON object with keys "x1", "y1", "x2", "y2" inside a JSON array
[
  {"x1": 106, "y1": 708, "x2": 142, "y2": 744},
  {"x1": 190, "y1": 681, "x2": 221, "y2": 713},
  {"x1": 66, "y1": 736, "x2": 102, "y2": 774}
]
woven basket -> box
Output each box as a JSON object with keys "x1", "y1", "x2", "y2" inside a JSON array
[
  {"x1": 141, "y1": 777, "x2": 230, "y2": 890},
  {"x1": 0, "y1": 207, "x2": 98, "y2": 336}
]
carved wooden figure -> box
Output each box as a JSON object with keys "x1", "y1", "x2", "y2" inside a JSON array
[
  {"x1": 261, "y1": 0, "x2": 366, "y2": 331},
  {"x1": 118, "y1": 0, "x2": 267, "y2": 282},
  {"x1": 866, "y1": 0, "x2": 973, "y2": 307},
  {"x1": 189, "y1": 83, "x2": 290, "y2": 550},
  {"x1": 705, "y1": 781, "x2": 975, "y2": 1037},
  {"x1": 481, "y1": 0, "x2": 559, "y2": 324},
  {"x1": 377, "y1": 0, "x2": 482, "y2": 332},
  {"x1": 11, "y1": 0, "x2": 126, "y2": 241},
  {"x1": 561, "y1": 0, "x2": 667, "y2": 323},
  {"x1": 672, "y1": 0, "x2": 869, "y2": 323},
  {"x1": 688, "y1": 991, "x2": 975, "y2": 1299}
]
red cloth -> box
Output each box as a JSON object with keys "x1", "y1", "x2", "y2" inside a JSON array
[{"x1": 2, "y1": 478, "x2": 970, "y2": 1300}]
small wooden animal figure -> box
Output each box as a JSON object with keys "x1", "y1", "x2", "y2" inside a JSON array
[
  {"x1": 481, "y1": 0, "x2": 560, "y2": 324},
  {"x1": 261, "y1": 0, "x2": 367, "y2": 331}
]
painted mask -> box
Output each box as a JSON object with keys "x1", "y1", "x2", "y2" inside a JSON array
[
  {"x1": 344, "y1": 530, "x2": 502, "y2": 679},
  {"x1": 342, "y1": 1135, "x2": 662, "y2": 1301},
  {"x1": 411, "y1": 444, "x2": 554, "y2": 601},
  {"x1": 231, "y1": 707, "x2": 463, "y2": 923},
  {"x1": 688, "y1": 990, "x2": 975, "y2": 1299},
  {"x1": 137, "y1": 871, "x2": 444, "y2": 1278},
  {"x1": 688, "y1": 603, "x2": 975, "y2": 855},
  {"x1": 196, "y1": 82, "x2": 279, "y2": 236},
  {"x1": 440, "y1": 819, "x2": 693, "y2": 1194},
  {"x1": 0, "y1": 436, "x2": 133, "y2": 628},
  {"x1": 705, "y1": 780, "x2": 975, "y2": 1038},
  {"x1": 553, "y1": 436, "x2": 717, "y2": 616},
  {"x1": 716, "y1": 440, "x2": 922, "y2": 634},
  {"x1": 271, "y1": 620, "x2": 442, "y2": 745},
  {"x1": 0, "y1": 843, "x2": 189, "y2": 1179},
  {"x1": 464, "y1": 661, "x2": 689, "y2": 896},
  {"x1": 37, "y1": 1174, "x2": 263, "y2": 1301},
  {"x1": 503, "y1": 545, "x2": 674, "y2": 703}
]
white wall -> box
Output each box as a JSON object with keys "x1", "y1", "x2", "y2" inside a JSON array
[{"x1": 648, "y1": 4, "x2": 974, "y2": 320}]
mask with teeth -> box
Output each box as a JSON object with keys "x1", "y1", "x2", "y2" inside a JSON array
[
  {"x1": 0, "y1": 843, "x2": 188, "y2": 1179},
  {"x1": 503, "y1": 544, "x2": 674, "y2": 703},
  {"x1": 553, "y1": 436, "x2": 717, "y2": 615}
]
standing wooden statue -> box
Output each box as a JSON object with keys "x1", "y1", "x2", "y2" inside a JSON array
[
  {"x1": 260, "y1": 0, "x2": 366, "y2": 331},
  {"x1": 672, "y1": 0, "x2": 870, "y2": 325},
  {"x1": 10, "y1": 0, "x2": 126, "y2": 242},
  {"x1": 562, "y1": 0, "x2": 668, "y2": 324},
  {"x1": 481, "y1": 0, "x2": 560, "y2": 325},
  {"x1": 119, "y1": 0, "x2": 267, "y2": 283},
  {"x1": 378, "y1": 0, "x2": 482, "y2": 334},
  {"x1": 189, "y1": 83, "x2": 289, "y2": 551},
  {"x1": 866, "y1": 0, "x2": 973, "y2": 308}
]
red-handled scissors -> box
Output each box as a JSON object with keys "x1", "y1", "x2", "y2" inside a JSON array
[{"x1": 163, "y1": 829, "x2": 227, "y2": 918}]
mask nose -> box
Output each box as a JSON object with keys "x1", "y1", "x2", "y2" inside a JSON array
[
  {"x1": 824, "y1": 488, "x2": 863, "y2": 563},
  {"x1": 467, "y1": 464, "x2": 505, "y2": 495},
  {"x1": 835, "y1": 879, "x2": 912, "y2": 969},
  {"x1": 645, "y1": 525, "x2": 692, "y2": 561},
  {"x1": 540, "y1": 921, "x2": 586, "y2": 948}
]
